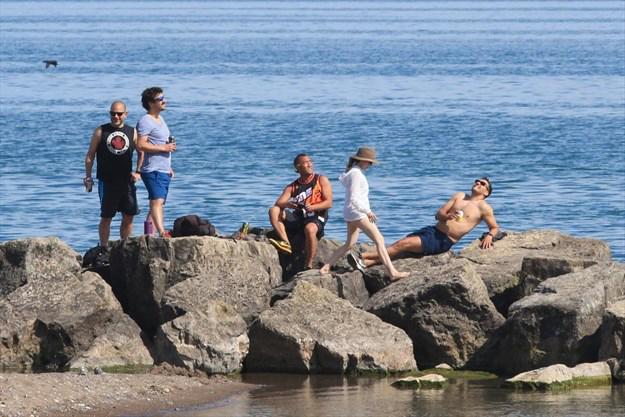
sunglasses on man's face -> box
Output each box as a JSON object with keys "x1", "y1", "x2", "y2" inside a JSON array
[
  {"x1": 475, "y1": 179, "x2": 490, "y2": 189},
  {"x1": 153, "y1": 96, "x2": 166, "y2": 102},
  {"x1": 110, "y1": 111, "x2": 125, "y2": 117}
]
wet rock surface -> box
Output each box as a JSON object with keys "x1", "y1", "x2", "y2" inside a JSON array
[
  {"x1": 392, "y1": 373, "x2": 449, "y2": 389},
  {"x1": 504, "y1": 362, "x2": 612, "y2": 390}
]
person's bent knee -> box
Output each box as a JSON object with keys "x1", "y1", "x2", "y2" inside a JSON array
[
  {"x1": 304, "y1": 222, "x2": 318, "y2": 235},
  {"x1": 268, "y1": 205, "x2": 281, "y2": 218}
]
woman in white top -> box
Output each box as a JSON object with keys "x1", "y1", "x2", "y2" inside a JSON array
[{"x1": 320, "y1": 148, "x2": 409, "y2": 280}]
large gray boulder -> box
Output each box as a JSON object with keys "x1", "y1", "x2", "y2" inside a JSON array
[
  {"x1": 245, "y1": 281, "x2": 416, "y2": 374},
  {"x1": 0, "y1": 236, "x2": 80, "y2": 297},
  {"x1": 364, "y1": 259, "x2": 505, "y2": 369},
  {"x1": 271, "y1": 269, "x2": 342, "y2": 305},
  {"x1": 459, "y1": 230, "x2": 611, "y2": 314},
  {"x1": 68, "y1": 306, "x2": 153, "y2": 370},
  {"x1": 154, "y1": 301, "x2": 249, "y2": 374},
  {"x1": 274, "y1": 236, "x2": 349, "y2": 279},
  {"x1": 271, "y1": 269, "x2": 370, "y2": 308},
  {"x1": 598, "y1": 299, "x2": 625, "y2": 361},
  {"x1": 362, "y1": 251, "x2": 455, "y2": 295},
  {"x1": 0, "y1": 238, "x2": 152, "y2": 371},
  {"x1": 313, "y1": 238, "x2": 353, "y2": 271},
  {"x1": 109, "y1": 236, "x2": 282, "y2": 332},
  {"x1": 468, "y1": 263, "x2": 625, "y2": 376}
]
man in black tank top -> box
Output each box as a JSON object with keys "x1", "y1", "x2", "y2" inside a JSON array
[
  {"x1": 268, "y1": 153, "x2": 333, "y2": 271},
  {"x1": 84, "y1": 101, "x2": 143, "y2": 249}
]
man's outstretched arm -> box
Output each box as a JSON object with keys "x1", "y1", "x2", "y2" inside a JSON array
[{"x1": 480, "y1": 204, "x2": 499, "y2": 249}]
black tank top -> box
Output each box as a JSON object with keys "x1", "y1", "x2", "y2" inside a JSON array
[{"x1": 96, "y1": 123, "x2": 135, "y2": 182}]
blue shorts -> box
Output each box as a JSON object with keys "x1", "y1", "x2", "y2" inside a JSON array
[
  {"x1": 407, "y1": 226, "x2": 455, "y2": 255},
  {"x1": 141, "y1": 171, "x2": 171, "y2": 201}
]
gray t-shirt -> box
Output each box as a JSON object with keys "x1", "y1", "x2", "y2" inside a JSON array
[{"x1": 137, "y1": 114, "x2": 171, "y2": 173}]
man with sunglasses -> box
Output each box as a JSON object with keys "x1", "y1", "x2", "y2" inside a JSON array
[
  {"x1": 136, "y1": 87, "x2": 176, "y2": 238},
  {"x1": 353, "y1": 177, "x2": 499, "y2": 278},
  {"x1": 84, "y1": 101, "x2": 142, "y2": 249}
]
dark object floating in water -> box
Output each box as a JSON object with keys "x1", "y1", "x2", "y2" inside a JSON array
[{"x1": 43, "y1": 60, "x2": 58, "y2": 68}]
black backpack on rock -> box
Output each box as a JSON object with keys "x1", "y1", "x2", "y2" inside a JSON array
[
  {"x1": 172, "y1": 214, "x2": 217, "y2": 237},
  {"x1": 82, "y1": 245, "x2": 110, "y2": 268}
]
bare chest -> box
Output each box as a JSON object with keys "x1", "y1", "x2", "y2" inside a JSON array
[{"x1": 453, "y1": 201, "x2": 481, "y2": 223}]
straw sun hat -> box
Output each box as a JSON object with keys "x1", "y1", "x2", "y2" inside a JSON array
[{"x1": 350, "y1": 147, "x2": 379, "y2": 164}]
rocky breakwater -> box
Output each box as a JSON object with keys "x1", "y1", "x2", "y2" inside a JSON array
[{"x1": 1, "y1": 229, "x2": 623, "y2": 379}]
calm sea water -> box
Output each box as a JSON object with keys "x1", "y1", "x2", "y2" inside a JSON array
[{"x1": 0, "y1": 1, "x2": 623, "y2": 263}]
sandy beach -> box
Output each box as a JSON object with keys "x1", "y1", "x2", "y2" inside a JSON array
[{"x1": 0, "y1": 367, "x2": 254, "y2": 417}]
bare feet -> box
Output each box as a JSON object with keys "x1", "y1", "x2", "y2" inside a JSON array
[
  {"x1": 319, "y1": 264, "x2": 331, "y2": 274},
  {"x1": 389, "y1": 271, "x2": 410, "y2": 282}
]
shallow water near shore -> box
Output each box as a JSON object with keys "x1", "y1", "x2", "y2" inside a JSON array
[
  {"x1": 0, "y1": 1, "x2": 624, "y2": 260},
  {"x1": 138, "y1": 373, "x2": 625, "y2": 417}
]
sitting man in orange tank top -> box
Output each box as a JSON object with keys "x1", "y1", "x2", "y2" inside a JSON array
[{"x1": 268, "y1": 154, "x2": 333, "y2": 270}]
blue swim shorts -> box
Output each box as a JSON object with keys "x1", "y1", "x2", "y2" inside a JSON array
[
  {"x1": 141, "y1": 171, "x2": 171, "y2": 201},
  {"x1": 407, "y1": 226, "x2": 455, "y2": 255}
]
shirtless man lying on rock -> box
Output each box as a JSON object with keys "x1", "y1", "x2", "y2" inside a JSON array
[{"x1": 348, "y1": 177, "x2": 499, "y2": 280}]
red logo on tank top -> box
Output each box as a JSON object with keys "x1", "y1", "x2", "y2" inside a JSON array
[{"x1": 105, "y1": 131, "x2": 130, "y2": 155}]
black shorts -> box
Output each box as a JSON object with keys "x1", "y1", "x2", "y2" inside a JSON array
[
  {"x1": 284, "y1": 210, "x2": 327, "y2": 239},
  {"x1": 98, "y1": 180, "x2": 139, "y2": 218}
]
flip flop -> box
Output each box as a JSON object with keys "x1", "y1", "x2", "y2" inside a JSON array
[
  {"x1": 347, "y1": 252, "x2": 366, "y2": 273},
  {"x1": 269, "y1": 238, "x2": 292, "y2": 255}
]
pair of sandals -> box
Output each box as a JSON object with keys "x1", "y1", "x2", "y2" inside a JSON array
[{"x1": 268, "y1": 238, "x2": 292, "y2": 255}]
